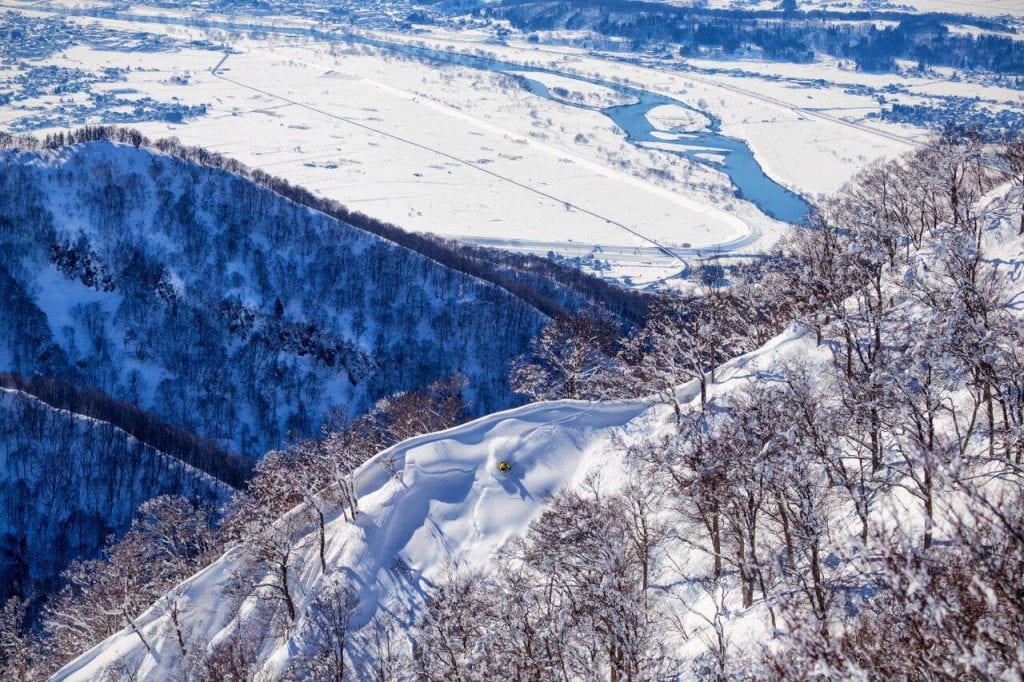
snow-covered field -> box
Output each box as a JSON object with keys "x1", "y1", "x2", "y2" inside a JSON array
[
  {"x1": 0, "y1": 2, "x2": 941, "y2": 288},
  {"x1": 2, "y1": 0, "x2": 1014, "y2": 291}
]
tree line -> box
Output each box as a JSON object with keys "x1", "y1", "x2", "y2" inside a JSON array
[
  {"x1": 3, "y1": 133, "x2": 1023, "y2": 679},
  {"x1": 0, "y1": 372, "x2": 251, "y2": 487},
  {"x1": 491, "y1": 1, "x2": 1024, "y2": 74}
]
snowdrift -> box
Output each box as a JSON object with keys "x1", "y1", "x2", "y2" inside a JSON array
[{"x1": 54, "y1": 396, "x2": 661, "y2": 680}]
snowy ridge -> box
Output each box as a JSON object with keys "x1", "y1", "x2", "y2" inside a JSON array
[
  {"x1": 53, "y1": 316, "x2": 818, "y2": 680},
  {"x1": 54, "y1": 396, "x2": 657, "y2": 679},
  {"x1": 0, "y1": 385, "x2": 232, "y2": 496},
  {"x1": 0, "y1": 385, "x2": 233, "y2": 603},
  {"x1": 0, "y1": 140, "x2": 546, "y2": 456}
]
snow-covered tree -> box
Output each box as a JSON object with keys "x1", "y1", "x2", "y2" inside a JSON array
[{"x1": 511, "y1": 309, "x2": 622, "y2": 401}]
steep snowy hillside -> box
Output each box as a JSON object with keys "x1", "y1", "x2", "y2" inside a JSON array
[
  {"x1": 53, "y1": 145, "x2": 1024, "y2": 680},
  {"x1": 52, "y1": 321, "x2": 817, "y2": 680},
  {"x1": 0, "y1": 386, "x2": 232, "y2": 608},
  {"x1": 0, "y1": 140, "x2": 547, "y2": 457},
  {"x1": 53, "y1": 396, "x2": 654, "y2": 680}
]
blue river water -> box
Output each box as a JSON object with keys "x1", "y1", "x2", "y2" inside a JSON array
[
  {"x1": 82, "y1": 10, "x2": 812, "y2": 224},
  {"x1": 337, "y1": 36, "x2": 812, "y2": 224},
  {"x1": 513, "y1": 76, "x2": 810, "y2": 224}
]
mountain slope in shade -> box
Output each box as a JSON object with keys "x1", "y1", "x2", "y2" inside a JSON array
[
  {"x1": 0, "y1": 386, "x2": 233, "y2": 606},
  {"x1": 0, "y1": 141, "x2": 546, "y2": 458}
]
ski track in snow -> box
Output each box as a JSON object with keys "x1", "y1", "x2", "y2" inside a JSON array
[{"x1": 53, "y1": 397, "x2": 653, "y2": 680}]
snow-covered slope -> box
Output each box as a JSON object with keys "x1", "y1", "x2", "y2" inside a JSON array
[
  {"x1": 52, "y1": 318, "x2": 813, "y2": 680},
  {"x1": 50, "y1": 153, "x2": 1024, "y2": 680},
  {"x1": 52, "y1": 398, "x2": 648, "y2": 679},
  {"x1": 0, "y1": 386, "x2": 232, "y2": 608},
  {"x1": 0, "y1": 140, "x2": 546, "y2": 457}
]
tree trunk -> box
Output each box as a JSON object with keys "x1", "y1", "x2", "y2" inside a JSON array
[
  {"x1": 810, "y1": 541, "x2": 826, "y2": 619},
  {"x1": 318, "y1": 508, "x2": 327, "y2": 573},
  {"x1": 736, "y1": 535, "x2": 754, "y2": 608},
  {"x1": 711, "y1": 511, "x2": 722, "y2": 581},
  {"x1": 776, "y1": 502, "x2": 795, "y2": 574},
  {"x1": 869, "y1": 409, "x2": 882, "y2": 472},
  {"x1": 281, "y1": 562, "x2": 296, "y2": 623},
  {"x1": 923, "y1": 471, "x2": 934, "y2": 550}
]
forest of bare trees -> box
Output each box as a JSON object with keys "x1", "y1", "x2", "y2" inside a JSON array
[
  {"x1": 470, "y1": 134, "x2": 1024, "y2": 679},
  {"x1": 1, "y1": 132, "x2": 1022, "y2": 679},
  {"x1": 0, "y1": 126, "x2": 652, "y2": 324}
]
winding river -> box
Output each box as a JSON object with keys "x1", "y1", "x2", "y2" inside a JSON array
[
  {"x1": 342, "y1": 35, "x2": 812, "y2": 224},
  {"x1": 68, "y1": 8, "x2": 813, "y2": 224},
  {"x1": 508, "y1": 74, "x2": 810, "y2": 224}
]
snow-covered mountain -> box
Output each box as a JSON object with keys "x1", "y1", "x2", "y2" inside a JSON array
[
  {"x1": 52, "y1": 321, "x2": 814, "y2": 681},
  {"x1": 52, "y1": 396, "x2": 657, "y2": 679},
  {"x1": 52, "y1": 147, "x2": 1024, "y2": 680},
  {"x1": 0, "y1": 385, "x2": 233, "y2": 609},
  {"x1": 0, "y1": 140, "x2": 547, "y2": 458}
]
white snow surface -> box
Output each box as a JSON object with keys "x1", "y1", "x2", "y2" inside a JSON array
[
  {"x1": 54, "y1": 397, "x2": 653, "y2": 679},
  {"x1": 54, "y1": 317, "x2": 815, "y2": 680}
]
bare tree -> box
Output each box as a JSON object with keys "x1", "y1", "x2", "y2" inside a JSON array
[
  {"x1": 511, "y1": 309, "x2": 622, "y2": 401},
  {"x1": 0, "y1": 597, "x2": 35, "y2": 681},
  {"x1": 299, "y1": 578, "x2": 361, "y2": 681},
  {"x1": 238, "y1": 508, "x2": 312, "y2": 629},
  {"x1": 998, "y1": 136, "x2": 1024, "y2": 235},
  {"x1": 632, "y1": 411, "x2": 726, "y2": 580},
  {"x1": 623, "y1": 296, "x2": 740, "y2": 413}
]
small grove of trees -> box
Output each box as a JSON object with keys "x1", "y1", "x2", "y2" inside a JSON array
[
  {"x1": 764, "y1": 488, "x2": 1024, "y2": 680},
  {"x1": 510, "y1": 308, "x2": 622, "y2": 401},
  {"x1": 411, "y1": 478, "x2": 675, "y2": 681},
  {"x1": 509, "y1": 261, "x2": 799, "y2": 412},
  {"x1": 217, "y1": 375, "x2": 469, "y2": 641}
]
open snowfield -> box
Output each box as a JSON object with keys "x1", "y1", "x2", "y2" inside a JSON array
[
  {"x1": 360, "y1": 28, "x2": 922, "y2": 196},
  {"x1": 4, "y1": 1, "x2": 1009, "y2": 287}
]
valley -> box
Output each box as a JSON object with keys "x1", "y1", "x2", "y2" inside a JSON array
[
  {"x1": 0, "y1": 0, "x2": 945, "y2": 286},
  {"x1": 1, "y1": 0, "x2": 1023, "y2": 679}
]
